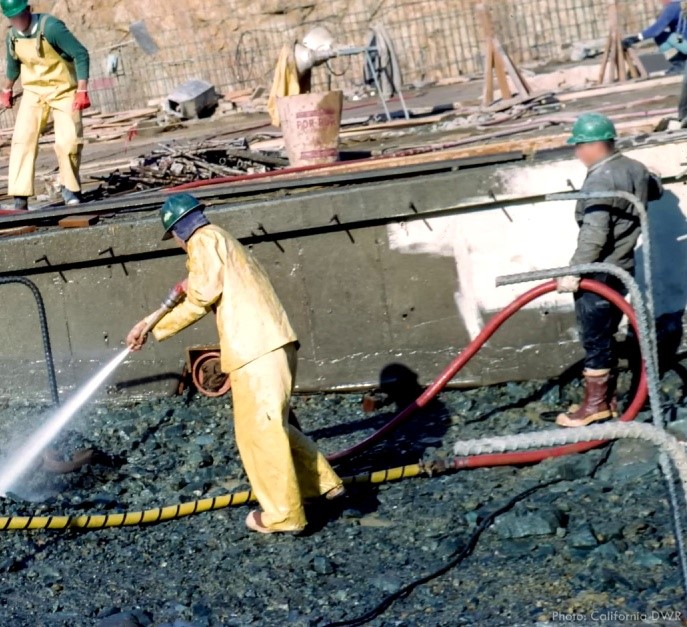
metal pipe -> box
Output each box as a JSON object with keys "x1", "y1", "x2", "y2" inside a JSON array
[
  {"x1": 0, "y1": 277, "x2": 58, "y2": 406},
  {"x1": 363, "y1": 49, "x2": 393, "y2": 122}
]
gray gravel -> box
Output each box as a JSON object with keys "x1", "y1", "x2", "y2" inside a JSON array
[{"x1": 0, "y1": 368, "x2": 685, "y2": 626}]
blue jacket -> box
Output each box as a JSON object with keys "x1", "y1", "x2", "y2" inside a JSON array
[{"x1": 642, "y1": 1, "x2": 686, "y2": 40}]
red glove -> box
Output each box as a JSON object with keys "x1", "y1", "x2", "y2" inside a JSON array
[
  {"x1": 1, "y1": 89, "x2": 13, "y2": 109},
  {"x1": 73, "y1": 90, "x2": 91, "y2": 111}
]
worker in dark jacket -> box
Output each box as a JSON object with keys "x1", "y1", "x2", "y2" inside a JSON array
[
  {"x1": 1, "y1": 0, "x2": 90, "y2": 209},
  {"x1": 622, "y1": 0, "x2": 687, "y2": 74},
  {"x1": 555, "y1": 113, "x2": 662, "y2": 428}
]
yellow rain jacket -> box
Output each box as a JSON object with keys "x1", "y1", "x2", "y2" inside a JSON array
[
  {"x1": 153, "y1": 224, "x2": 341, "y2": 532},
  {"x1": 153, "y1": 224, "x2": 296, "y2": 372}
]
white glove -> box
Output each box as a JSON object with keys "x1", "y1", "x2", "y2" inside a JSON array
[{"x1": 556, "y1": 275, "x2": 581, "y2": 293}]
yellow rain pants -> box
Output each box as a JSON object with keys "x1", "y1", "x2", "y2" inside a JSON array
[
  {"x1": 231, "y1": 343, "x2": 342, "y2": 531},
  {"x1": 8, "y1": 27, "x2": 82, "y2": 198},
  {"x1": 152, "y1": 224, "x2": 342, "y2": 532}
]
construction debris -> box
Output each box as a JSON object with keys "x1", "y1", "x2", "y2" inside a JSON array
[{"x1": 93, "y1": 139, "x2": 289, "y2": 193}]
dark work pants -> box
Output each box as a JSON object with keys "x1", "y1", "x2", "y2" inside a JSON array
[{"x1": 574, "y1": 273, "x2": 627, "y2": 370}]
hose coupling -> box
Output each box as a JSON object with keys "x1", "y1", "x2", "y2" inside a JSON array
[
  {"x1": 162, "y1": 280, "x2": 187, "y2": 310},
  {"x1": 418, "y1": 457, "x2": 449, "y2": 477}
]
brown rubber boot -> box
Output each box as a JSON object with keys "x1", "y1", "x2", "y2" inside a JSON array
[
  {"x1": 563, "y1": 370, "x2": 618, "y2": 418},
  {"x1": 556, "y1": 369, "x2": 614, "y2": 427}
]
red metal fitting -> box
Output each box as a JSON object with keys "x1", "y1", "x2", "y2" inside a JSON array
[
  {"x1": 189, "y1": 349, "x2": 231, "y2": 398},
  {"x1": 362, "y1": 391, "x2": 390, "y2": 413}
]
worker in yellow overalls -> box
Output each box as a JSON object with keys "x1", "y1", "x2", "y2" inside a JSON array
[
  {"x1": 1, "y1": 0, "x2": 90, "y2": 209},
  {"x1": 126, "y1": 194, "x2": 345, "y2": 534}
]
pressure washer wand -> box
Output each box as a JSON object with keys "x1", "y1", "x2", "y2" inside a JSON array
[{"x1": 140, "y1": 280, "x2": 187, "y2": 337}]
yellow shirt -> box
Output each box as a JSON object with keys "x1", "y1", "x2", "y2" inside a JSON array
[{"x1": 153, "y1": 224, "x2": 297, "y2": 373}]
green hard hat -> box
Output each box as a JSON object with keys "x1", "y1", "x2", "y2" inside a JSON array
[
  {"x1": 567, "y1": 112, "x2": 617, "y2": 145},
  {"x1": 1, "y1": 0, "x2": 28, "y2": 18},
  {"x1": 160, "y1": 193, "x2": 204, "y2": 240}
]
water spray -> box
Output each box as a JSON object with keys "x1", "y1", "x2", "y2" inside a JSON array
[{"x1": 0, "y1": 281, "x2": 186, "y2": 498}]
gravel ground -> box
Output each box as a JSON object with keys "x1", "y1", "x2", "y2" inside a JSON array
[{"x1": 0, "y1": 368, "x2": 686, "y2": 627}]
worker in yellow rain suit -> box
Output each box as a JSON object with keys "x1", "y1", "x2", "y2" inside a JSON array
[
  {"x1": 126, "y1": 193, "x2": 344, "y2": 534},
  {"x1": 1, "y1": 0, "x2": 91, "y2": 210}
]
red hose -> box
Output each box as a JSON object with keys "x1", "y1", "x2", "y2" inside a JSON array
[{"x1": 327, "y1": 279, "x2": 647, "y2": 465}]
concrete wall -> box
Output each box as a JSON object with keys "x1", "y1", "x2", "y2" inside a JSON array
[{"x1": 0, "y1": 136, "x2": 684, "y2": 401}]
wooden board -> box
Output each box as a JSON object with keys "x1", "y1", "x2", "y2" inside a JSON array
[
  {"x1": 558, "y1": 74, "x2": 682, "y2": 102},
  {"x1": 0, "y1": 225, "x2": 37, "y2": 237},
  {"x1": 241, "y1": 116, "x2": 662, "y2": 186},
  {"x1": 58, "y1": 215, "x2": 100, "y2": 229}
]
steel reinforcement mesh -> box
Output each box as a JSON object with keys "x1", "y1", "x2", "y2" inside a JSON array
[{"x1": 0, "y1": 0, "x2": 661, "y2": 125}]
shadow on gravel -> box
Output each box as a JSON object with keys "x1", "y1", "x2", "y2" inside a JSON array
[
  {"x1": 301, "y1": 489, "x2": 382, "y2": 535},
  {"x1": 467, "y1": 358, "x2": 587, "y2": 425},
  {"x1": 317, "y1": 363, "x2": 452, "y2": 475}
]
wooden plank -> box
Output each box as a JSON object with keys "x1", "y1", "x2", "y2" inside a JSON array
[
  {"x1": 477, "y1": 2, "x2": 495, "y2": 106},
  {"x1": 512, "y1": 64, "x2": 532, "y2": 94},
  {"x1": 222, "y1": 88, "x2": 253, "y2": 101},
  {"x1": 88, "y1": 115, "x2": 156, "y2": 131},
  {"x1": 559, "y1": 74, "x2": 682, "y2": 102},
  {"x1": 609, "y1": 38, "x2": 617, "y2": 83},
  {"x1": 58, "y1": 215, "x2": 100, "y2": 229},
  {"x1": 493, "y1": 48, "x2": 512, "y2": 100},
  {"x1": 627, "y1": 48, "x2": 649, "y2": 78},
  {"x1": 0, "y1": 225, "x2": 36, "y2": 237},
  {"x1": 623, "y1": 50, "x2": 639, "y2": 79},
  {"x1": 251, "y1": 101, "x2": 663, "y2": 154},
  {"x1": 483, "y1": 39, "x2": 495, "y2": 106},
  {"x1": 616, "y1": 38, "x2": 626, "y2": 82},
  {"x1": 493, "y1": 37, "x2": 529, "y2": 95},
  {"x1": 598, "y1": 34, "x2": 613, "y2": 84}
]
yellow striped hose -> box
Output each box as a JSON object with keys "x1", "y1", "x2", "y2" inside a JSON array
[{"x1": 0, "y1": 463, "x2": 426, "y2": 531}]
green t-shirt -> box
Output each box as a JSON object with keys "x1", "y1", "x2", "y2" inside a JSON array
[{"x1": 5, "y1": 13, "x2": 90, "y2": 82}]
